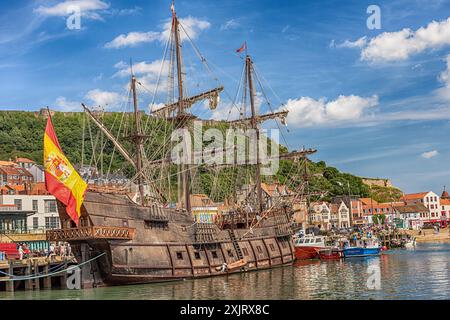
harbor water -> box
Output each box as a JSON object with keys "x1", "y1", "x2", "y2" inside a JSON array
[{"x1": 1, "y1": 243, "x2": 449, "y2": 300}]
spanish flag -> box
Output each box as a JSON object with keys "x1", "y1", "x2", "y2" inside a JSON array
[{"x1": 44, "y1": 116, "x2": 87, "y2": 226}]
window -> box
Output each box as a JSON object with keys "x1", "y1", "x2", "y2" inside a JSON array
[
  {"x1": 316, "y1": 238, "x2": 322, "y2": 243},
  {"x1": 176, "y1": 252, "x2": 183, "y2": 260},
  {"x1": 33, "y1": 217, "x2": 39, "y2": 229},
  {"x1": 122, "y1": 219, "x2": 129, "y2": 227},
  {"x1": 256, "y1": 246, "x2": 263, "y2": 253},
  {"x1": 44, "y1": 200, "x2": 57, "y2": 213},
  {"x1": 14, "y1": 199, "x2": 22, "y2": 210},
  {"x1": 269, "y1": 244, "x2": 275, "y2": 251},
  {"x1": 211, "y1": 251, "x2": 218, "y2": 259},
  {"x1": 227, "y1": 249, "x2": 234, "y2": 258},
  {"x1": 144, "y1": 220, "x2": 168, "y2": 229},
  {"x1": 32, "y1": 200, "x2": 38, "y2": 211},
  {"x1": 194, "y1": 252, "x2": 201, "y2": 260},
  {"x1": 242, "y1": 247, "x2": 249, "y2": 256},
  {"x1": 281, "y1": 241, "x2": 287, "y2": 248},
  {"x1": 45, "y1": 217, "x2": 59, "y2": 229}
]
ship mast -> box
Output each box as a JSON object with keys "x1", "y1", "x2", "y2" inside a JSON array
[
  {"x1": 246, "y1": 55, "x2": 263, "y2": 214},
  {"x1": 172, "y1": 2, "x2": 191, "y2": 212},
  {"x1": 130, "y1": 69, "x2": 146, "y2": 205}
]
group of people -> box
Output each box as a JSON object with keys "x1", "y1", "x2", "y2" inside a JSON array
[
  {"x1": 46, "y1": 242, "x2": 72, "y2": 259},
  {"x1": 16, "y1": 242, "x2": 72, "y2": 260}
]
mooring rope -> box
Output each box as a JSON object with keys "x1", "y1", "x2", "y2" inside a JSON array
[
  {"x1": 0, "y1": 252, "x2": 107, "y2": 282},
  {"x1": 0, "y1": 261, "x2": 66, "y2": 278}
]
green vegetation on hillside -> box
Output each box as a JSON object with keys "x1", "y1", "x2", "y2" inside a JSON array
[
  {"x1": 0, "y1": 111, "x2": 401, "y2": 202},
  {"x1": 367, "y1": 185, "x2": 403, "y2": 203}
]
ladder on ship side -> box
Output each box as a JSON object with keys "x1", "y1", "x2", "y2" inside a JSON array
[{"x1": 228, "y1": 230, "x2": 244, "y2": 260}]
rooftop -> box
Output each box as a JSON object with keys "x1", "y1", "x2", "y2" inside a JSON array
[{"x1": 401, "y1": 192, "x2": 430, "y2": 201}]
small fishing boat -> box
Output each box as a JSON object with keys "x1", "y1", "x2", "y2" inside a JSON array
[
  {"x1": 317, "y1": 247, "x2": 343, "y2": 260},
  {"x1": 342, "y1": 238, "x2": 381, "y2": 258},
  {"x1": 294, "y1": 234, "x2": 326, "y2": 260}
]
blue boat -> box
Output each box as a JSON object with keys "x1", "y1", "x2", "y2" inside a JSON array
[
  {"x1": 342, "y1": 238, "x2": 381, "y2": 258},
  {"x1": 343, "y1": 246, "x2": 381, "y2": 257}
]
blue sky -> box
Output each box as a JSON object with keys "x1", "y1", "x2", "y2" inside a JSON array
[{"x1": 1, "y1": 0, "x2": 450, "y2": 194}]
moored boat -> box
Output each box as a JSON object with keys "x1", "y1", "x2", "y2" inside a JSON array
[
  {"x1": 342, "y1": 238, "x2": 381, "y2": 258},
  {"x1": 318, "y1": 247, "x2": 343, "y2": 260},
  {"x1": 294, "y1": 234, "x2": 326, "y2": 260}
]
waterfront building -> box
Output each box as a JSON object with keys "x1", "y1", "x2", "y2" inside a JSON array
[
  {"x1": 0, "y1": 165, "x2": 34, "y2": 186},
  {"x1": 360, "y1": 198, "x2": 403, "y2": 225},
  {"x1": 330, "y1": 201, "x2": 350, "y2": 229},
  {"x1": 15, "y1": 157, "x2": 35, "y2": 170},
  {"x1": 28, "y1": 163, "x2": 45, "y2": 183},
  {"x1": 0, "y1": 203, "x2": 34, "y2": 233},
  {"x1": 392, "y1": 204, "x2": 426, "y2": 229},
  {"x1": 439, "y1": 198, "x2": 450, "y2": 227},
  {"x1": 309, "y1": 201, "x2": 331, "y2": 230},
  {"x1": 0, "y1": 183, "x2": 59, "y2": 231},
  {"x1": 350, "y1": 199, "x2": 365, "y2": 226},
  {"x1": 401, "y1": 191, "x2": 440, "y2": 224}
]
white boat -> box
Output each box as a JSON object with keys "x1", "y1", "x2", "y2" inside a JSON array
[{"x1": 404, "y1": 237, "x2": 416, "y2": 249}]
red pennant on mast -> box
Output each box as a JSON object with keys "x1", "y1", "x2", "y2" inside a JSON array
[{"x1": 236, "y1": 42, "x2": 247, "y2": 53}]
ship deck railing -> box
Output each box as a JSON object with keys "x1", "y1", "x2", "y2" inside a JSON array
[{"x1": 46, "y1": 226, "x2": 135, "y2": 241}]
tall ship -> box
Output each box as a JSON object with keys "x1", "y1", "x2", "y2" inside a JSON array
[{"x1": 46, "y1": 3, "x2": 316, "y2": 287}]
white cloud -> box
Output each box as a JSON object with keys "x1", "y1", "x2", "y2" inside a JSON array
[
  {"x1": 360, "y1": 17, "x2": 450, "y2": 62},
  {"x1": 105, "y1": 31, "x2": 160, "y2": 49},
  {"x1": 279, "y1": 95, "x2": 379, "y2": 127},
  {"x1": 220, "y1": 19, "x2": 239, "y2": 31},
  {"x1": 159, "y1": 16, "x2": 210, "y2": 42},
  {"x1": 113, "y1": 59, "x2": 168, "y2": 94},
  {"x1": 85, "y1": 89, "x2": 123, "y2": 108},
  {"x1": 34, "y1": 0, "x2": 109, "y2": 20},
  {"x1": 105, "y1": 16, "x2": 210, "y2": 49},
  {"x1": 435, "y1": 54, "x2": 450, "y2": 101},
  {"x1": 113, "y1": 60, "x2": 165, "y2": 78},
  {"x1": 421, "y1": 150, "x2": 439, "y2": 159},
  {"x1": 334, "y1": 37, "x2": 367, "y2": 49},
  {"x1": 54, "y1": 96, "x2": 80, "y2": 111}
]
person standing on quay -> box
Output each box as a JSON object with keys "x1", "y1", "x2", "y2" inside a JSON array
[{"x1": 18, "y1": 244, "x2": 24, "y2": 260}]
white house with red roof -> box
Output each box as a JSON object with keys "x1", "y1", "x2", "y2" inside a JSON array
[{"x1": 401, "y1": 191, "x2": 442, "y2": 226}]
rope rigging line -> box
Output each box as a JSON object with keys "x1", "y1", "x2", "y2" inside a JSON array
[{"x1": 0, "y1": 252, "x2": 107, "y2": 282}]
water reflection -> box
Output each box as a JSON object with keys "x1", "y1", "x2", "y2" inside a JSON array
[{"x1": 1, "y1": 243, "x2": 449, "y2": 300}]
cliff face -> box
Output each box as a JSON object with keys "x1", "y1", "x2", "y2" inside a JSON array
[{"x1": 362, "y1": 178, "x2": 393, "y2": 188}]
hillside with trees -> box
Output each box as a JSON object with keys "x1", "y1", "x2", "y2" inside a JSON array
[{"x1": 0, "y1": 110, "x2": 402, "y2": 202}]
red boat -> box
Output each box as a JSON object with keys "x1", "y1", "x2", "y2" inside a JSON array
[
  {"x1": 294, "y1": 235, "x2": 326, "y2": 260},
  {"x1": 318, "y1": 247, "x2": 343, "y2": 260}
]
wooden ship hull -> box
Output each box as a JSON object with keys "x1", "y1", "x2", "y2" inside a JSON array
[{"x1": 47, "y1": 191, "x2": 295, "y2": 287}]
